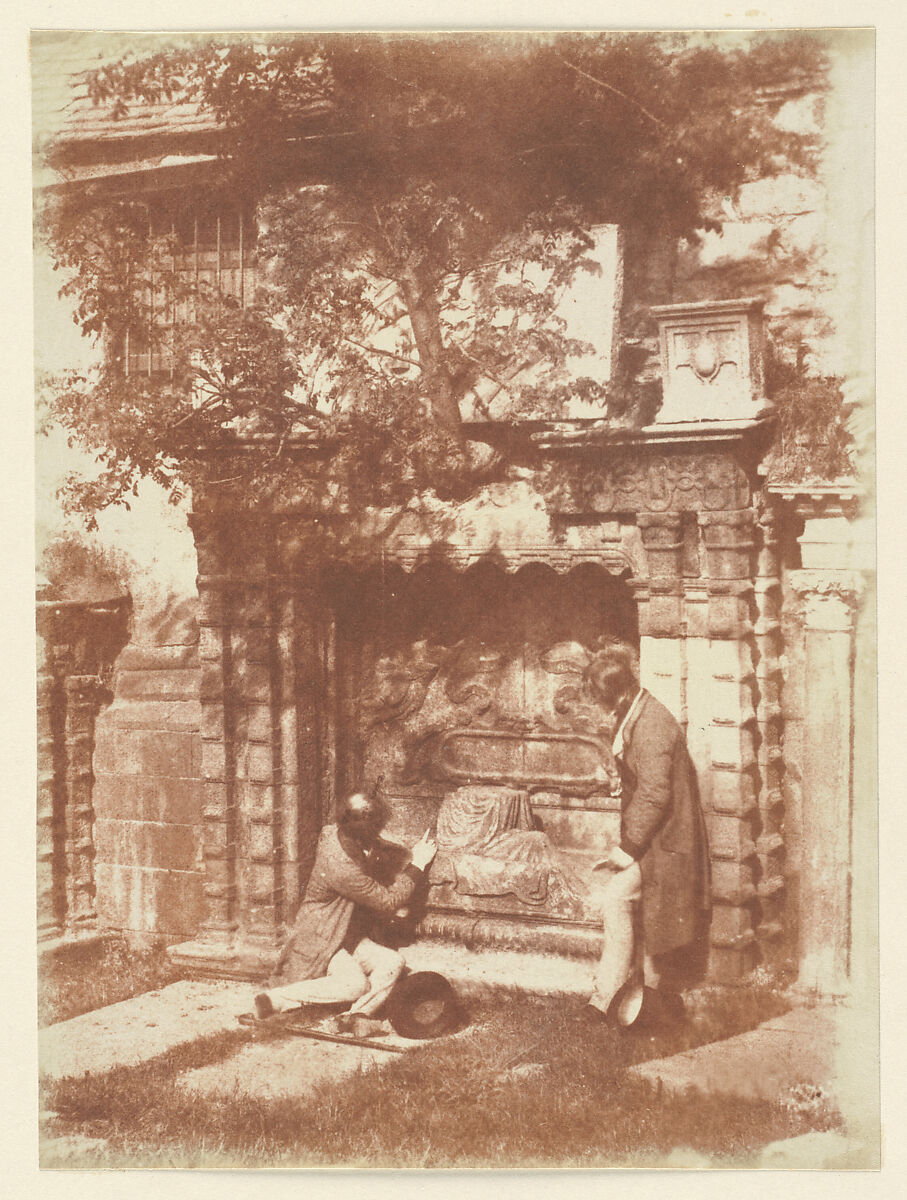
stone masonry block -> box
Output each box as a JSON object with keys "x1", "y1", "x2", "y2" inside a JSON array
[
  {"x1": 100, "y1": 698, "x2": 202, "y2": 733},
  {"x1": 94, "y1": 818, "x2": 201, "y2": 872},
  {"x1": 93, "y1": 775, "x2": 204, "y2": 825},
  {"x1": 710, "y1": 902, "x2": 756, "y2": 943},
  {"x1": 709, "y1": 676, "x2": 757, "y2": 723},
  {"x1": 710, "y1": 723, "x2": 757, "y2": 771},
  {"x1": 199, "y1": 704, "x2": 227, "y2": 740},
  {"x1": 116, "y1": 667, "x2": 201, "y2": 702},
  {"x1": 246, "y1": 703, "x2": 273, "y2": 742},
  {"x1": 708, "y1": 638, "x2": 751, "y2": 678},
  {"x1": 709, "y1": 767, "x2": 759, "y2": 816},
  {"x1": 707, "y1": 941, "x2": 757, "y2": 985},
  {"x1": 248, "y1": 821, "x2": 276, "y2": 864},
  {"x1": 202, "y1": 779, "x2": 229, "y2": 816},
  {"x1": 240, "y1": 782, "x2": 278, "y2": 820},
  {"x1": 196, "y1": 582, "x2": 227, "y2": 625},
  {"x1": 242, "y1": 627, "x2": 272, "y2": 663},
  {"x1": 231, "y1": 662, "x2": 271, "y2": 703},
  {"x1": 683, "y1": 596, "x2": 710, "y2": 638},
  {"x1": 708, "y1": 813, "x2": 758, "y2": 862},
  {"x1": 197, "y1": 625, "x2": 223, "y2": 663},
  {"x1": 639, "y1": 594, "x2": 683, "y2": 637},
  {"x1": 116, "y1": 644, "x2": 199, "y2": 673},
  {"x1": 710, "y1": 859, "x2": 757, "y2": 906},
  {"x1": 93, "y1": 728, "x2": 196, "y2": 778},
  {"x1": 241, "y1": 588, "x2": 270, "y2": 624},
  {"x1": 200, "y1": 739, "x2": 227, "y2": 779},
  {"x1": 199, "y1": 663, "x2": 226, "y2": 703},
  {"x1": 708, "y1": 593, "x2": 754, "y2": 638},
  {"x1": 243, "y1": 742, "x2": 275, "y2": 784},
  {"x1": 95, "y1": 863, "x2": 204, "y2": 936}
]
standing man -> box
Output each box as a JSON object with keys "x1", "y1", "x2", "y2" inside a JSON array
[
  {"x1": 252, "y1": 792, "x2": 437, "y2": 1027},
  {"x1": 583, "y1": 641, "x2": 710, "y2": 1025}
]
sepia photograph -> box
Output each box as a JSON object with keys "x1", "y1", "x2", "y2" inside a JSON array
[{"x1": 28, "y1": 18, "x2": 878, "y2": 1171}]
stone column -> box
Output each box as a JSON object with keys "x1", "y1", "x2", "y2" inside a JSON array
[
  {"x1": 35, "y1": 596, "x2": 129, "y2": 943},
  {"x1": 697, "y1": 508, "x2": 760, "y2": 982},
  {"x1": 36, "y1": 628, "x2": 62, "y2": 942},
  {"x1": 172, "y1": 514, "x2": 327, "y2": 979},
  {"x1": 61, "y1": 674, "x2": 107, "y2": 931},
  {"x1": 169, "y1": 514, "x2": 243, "y2": 973},
  {"x1": 752, "y1": 501, "x2": 786, "y2": 958},
  {"x1": 636, "y1": 512, "x2": 685, "y2": 721},
  {"x1": 788, "y1": 572, "x2": 862, "y2": 998}
]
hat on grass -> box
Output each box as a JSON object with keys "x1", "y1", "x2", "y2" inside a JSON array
[
  {"x1": 607, "y1": 980, "x2": 684, "y2": 1029},
  {"x1": 385, "y1": 971, "x2": 465, "y2": 1039}
]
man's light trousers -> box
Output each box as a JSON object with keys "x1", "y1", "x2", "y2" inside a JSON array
[
  {"x1": 263, "y1": 938, "x2": 405, "y2": 1017},
  {"x1": 589, "y1": 861, "x2": 660, "y2": 1014}
]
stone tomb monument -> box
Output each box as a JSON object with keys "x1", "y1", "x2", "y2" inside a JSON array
[{"x1": 165, "y1": 300, "x2": 784, "y2": 985}]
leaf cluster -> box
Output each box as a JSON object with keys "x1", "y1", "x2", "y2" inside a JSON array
[{"x1": 40, "y1": 31, "x2": 831, "y2": 520}]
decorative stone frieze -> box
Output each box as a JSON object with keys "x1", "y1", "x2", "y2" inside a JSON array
[{"x1": 548, "y1": 448, "x2": 752, "y2": 516}]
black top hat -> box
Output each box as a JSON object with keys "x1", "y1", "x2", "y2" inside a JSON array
[{"x1": 386, "y1": 971, "x2": 465, "y2": 1040}]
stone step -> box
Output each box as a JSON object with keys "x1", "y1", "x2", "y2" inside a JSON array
[
  {"x1": 399, "y1": 937, "x2": 597, "y2": 1001},
  {"x1": 39, "y1": 979, "x2": 250, "y2": 1082}
]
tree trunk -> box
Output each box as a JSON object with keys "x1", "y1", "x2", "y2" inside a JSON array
[{"x1": 399, "y1": 270, "x2": 464, "y2": 439}]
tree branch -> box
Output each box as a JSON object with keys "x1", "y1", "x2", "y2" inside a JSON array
[
  {"x1": 342, "y1": 336, "x2": 421, "y2": 370},
  {"x1": 555, "y1": 54, "x2": 668, "y2": 130}
]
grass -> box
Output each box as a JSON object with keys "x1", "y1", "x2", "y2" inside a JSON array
[
  {"x1": 41, "y1": 981, "x2": 842, "y2": 1169},
  {"x1": 38, "y1": 935, "x2": 180, "y2": 1027}
]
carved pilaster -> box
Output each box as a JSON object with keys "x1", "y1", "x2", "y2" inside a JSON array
[
  {"x1": 62, "y1": 674, "x2": 107, "y2": 930},
  {"x1": 752, "y1": 501, "x2": 786, "y2": 954},
  {"x1": 173, "y1": 516, "x2": 329, "y2": 979},
  {"x1": 692, "y1": 509, "x2": 760, "y2": 979},
  {"x1": 637, "y1": 512, "x2": 684, "y2": 639},
  {"x1": 35, "y1": 594, "x2": 128, "y2": 942},
  {"x1": 36, "y1": 635, "x2": 62, "y2": 942},
  {"x1": 788, "y1": 569, "x2": 864, "y2": 999}
]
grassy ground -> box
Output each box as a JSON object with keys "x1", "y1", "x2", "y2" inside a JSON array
[
  {"x1": 38, "y1": 935, "x2": 180, "y2": 1027},
  {"x1": 41, "y1": 983, "x2": 841, "y2": 1168}
]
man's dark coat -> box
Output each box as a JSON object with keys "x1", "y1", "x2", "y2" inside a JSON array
[{"x1": 618, "y1": 691, "x2": 711, "y2": 958}]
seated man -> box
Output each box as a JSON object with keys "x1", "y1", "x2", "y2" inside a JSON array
[
  {"x1": 582, "y1": 641, "x2": 711, "y2": 1025},
  {"x1": 253, "y1": 793, "x2": 437, "y2": 1026}
]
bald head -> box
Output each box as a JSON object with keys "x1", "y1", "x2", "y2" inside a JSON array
[{"x1": 338, "y1": 792, "x2": 387, "y2": 844}]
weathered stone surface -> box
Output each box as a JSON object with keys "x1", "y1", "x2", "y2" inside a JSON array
[
  {"x1": 39, "y1": 980, "x2": 248, "y2": 1081},
  {"x1": 94, "y1": 863, "x2": 205, "y2": 935},
  {"x1": 98, "y1": 697, "x2": 202, "y2": 732},
  {"x1": 94, "y1": 818, "x2": 202, "y2": 872},
  {"x1": 94, "y1": 726, "x2": 198, "y2": 778},
  {"x1": 627, "y1": 1004, "x2": 840, "y2": 1105},
  {"x1": 756, "y1": 1130, "x2": 877, "y2": 1170},
  {"x1": 176, "y1": 1036, "x2": 390, "y2": 1102},
  {"x1": 116, "y1": 643, "x2": 199, "y2": 672}
]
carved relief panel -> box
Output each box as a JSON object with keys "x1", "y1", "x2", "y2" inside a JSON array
[{"x1": 327, "y1": 563, "x2": 637, "y2": 923}]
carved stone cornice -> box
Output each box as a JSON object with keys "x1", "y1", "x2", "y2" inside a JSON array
[
  {"x1": 766, "y1": 481, "x2": 864, "y2": 522},
  {"x1": 788, "y1": 569, "x2": 868, "y2": 630}
]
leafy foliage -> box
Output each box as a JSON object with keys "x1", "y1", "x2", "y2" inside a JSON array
[
  {"x1": 39, "y1": 31, "x2": 830, "y2": 519},
  {"x1": 762, "y1": 346, "x2": 853, "y2": 483}
]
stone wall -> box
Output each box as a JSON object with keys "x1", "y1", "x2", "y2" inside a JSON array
[{"x1": 92, "y1": 598, "x2": 205, "y2": 937}]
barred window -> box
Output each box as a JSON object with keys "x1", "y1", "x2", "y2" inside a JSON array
[{"x1": 124, "y1": 198, "x2": 256, "y2": 378}]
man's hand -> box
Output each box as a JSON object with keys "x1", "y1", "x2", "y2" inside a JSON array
[
  {"x1": 592, "y1": 845, "x2": 636, "y2": 872},
  {"x1": 410, "y1": 831, "x2": 438, "y2": 871}
]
